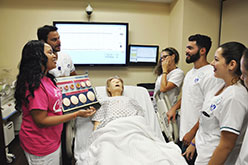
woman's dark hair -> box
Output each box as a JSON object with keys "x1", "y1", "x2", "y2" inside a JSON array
[
  {"x1": 154, "y1": 47, "x2": 179, "y2": 76},
  {"x1": 220, "y1": 42, "x2": 247, "y2": 77},
  {"x1": 14, "y1": 40, "x2": 56, "y2": 111}
]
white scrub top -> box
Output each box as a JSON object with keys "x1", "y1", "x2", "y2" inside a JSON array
[
  {"x1": 195, "y1": 82, "x2": 248, "y2": 165},
  {"x1": 153, "y1": 67, "x2": 184, "y2": 107},
  {"x1": 180, "y1": 64, "x2": 224, "y2": 141},
  {"x1": 236, "y1": 125, "x2": 248, "y2": 165},
  {"x1": 49, "y1": 52, "x2": 75, "y2": 78}
]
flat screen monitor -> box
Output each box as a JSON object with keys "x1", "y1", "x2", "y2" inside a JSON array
[
  {"x1": 128, "y1": 44, "x2": 159, "y2": 66},
  {"x1": 53, "y1": 21, "x2": 129, "y2": 66}
]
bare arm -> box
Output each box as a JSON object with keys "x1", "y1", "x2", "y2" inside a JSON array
[
  {"x1": 183, "y1": 120, "x2": 199, "y2": 146},
  {"x1": 208, "y1": 131, "x2": 238, "y2": 165},
  {"x1": 183, "y1": 137, "x2": 196, "y2": 160},
  {"x1": 93, "y1": 121, "x2": 100, "y2": 130},
  {"x1": 167, "y1": 98, "x2": 181, "y2": 122},
  {"x1": 160, "y1": 58, "x2": 177, "y2": 92},
  {"x1": 160, "y1": 73, "x2": 177, "y2": 92},
  {"x1": 31, "y1": 107, "x2": 96, "y2": 128}
]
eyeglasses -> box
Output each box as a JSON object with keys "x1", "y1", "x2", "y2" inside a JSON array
[{"x1": 160, "y1": 54, "x2": 172, "y2": 60}]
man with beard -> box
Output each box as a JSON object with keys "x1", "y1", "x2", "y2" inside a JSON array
[
  {"x1": 37, "y1": 25, "x2": 76, "y2": 77},
  {"x1": 167, "y1": 34, "x2": 223, "y2": 164}
]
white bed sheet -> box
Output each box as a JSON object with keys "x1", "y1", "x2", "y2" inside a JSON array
[
  {"x1": 74, "y1": 86, "x2": 165, "y2": 162},
  {"x1": 77, "y1": 116, "x2": 187, "y2": 165}
]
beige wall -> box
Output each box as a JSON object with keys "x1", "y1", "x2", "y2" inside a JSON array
[
  {"x1": 167, "y1": 0, "x2": 220, "y2": 73},
  {"x1": 181, "y1": 0, "x2": 220, "y2": 72},
  {"x1": 0, "y1": 0, "x2": 222, "y2": 86},
  {"x1": 168, "y1": 0, "x2": 184, "y2": 69},
  {"x1": 221, "y1": 0, "x2": 248, "y2": 46},
  {"x1": 0, "y1": 0, "x2": 170, "y2": 86}
]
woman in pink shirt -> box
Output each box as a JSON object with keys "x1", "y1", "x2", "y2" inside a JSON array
[{"x1": 14, "y1": 40, "x2": 96, "y2": 164}]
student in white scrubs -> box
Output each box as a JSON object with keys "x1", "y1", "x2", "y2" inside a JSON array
[
  {"x1": 153, "y1": 47, "x2": 184, "y2": 111},
  {"x1": 167, "y1": 34, "x2": 223, "y2": 165},
  {"x1": 236, "y1": 49, "x2": 248, "y2": 165},
  {"x1": 37, "y1": 25, "x2": 76, "y2": 77},
  {"x1": 184, "y1": 42, "x2": 248, "y2": 165}
]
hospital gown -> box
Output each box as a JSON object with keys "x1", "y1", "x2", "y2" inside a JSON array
[{"x1": 92, "y1": 96, "x2": 144, "y2": 130}]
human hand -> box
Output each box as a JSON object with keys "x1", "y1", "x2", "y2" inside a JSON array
[
  {"x1": 77, "y1": 106, "x2": 96, "y2": 118},
  {"x1": 166, "y1": 108, "x2": 176, "y2": 124},
  {"x1": 93, "y1": 121, "x2": 100, "y2": 131},
  {"x1": 182, "y1": 144, "x2": 196, "y2": 160},
  {"x1": 182, "y1": 131, "x2": 195, "y2": 146},
  {"x1": 162, "y1": 57, "x2": 172, "y2": 71}
]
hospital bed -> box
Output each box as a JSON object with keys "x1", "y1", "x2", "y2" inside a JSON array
[
  {"x1": 66, "y1": 85, "x2": 186, "y2": 165},
  {"x1": 154, "y1": 90, "x2": 179, "y2": 143}
]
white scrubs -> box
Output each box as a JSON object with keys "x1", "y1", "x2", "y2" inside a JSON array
[
  {"x1": 24, "y1": 145, "x2": 61, "y2": 165},
  {"x1": 153, "y1": 67, "x2": 184, "y2": 107},
  {"x1": 49, "y1": 52, "x2": 75, "y2": 77},
  {"x1": 195, "y1": 82, "x2": 248, "y2": 165},
  {"x1": 236, "y1": 125, "x2": 248, "y2": 165},
  {"x1": 180, "y1": 64, "x2": 223, "y2": 141}
]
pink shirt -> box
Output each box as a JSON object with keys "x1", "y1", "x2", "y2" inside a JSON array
[{"x1": 19, "y1": 76, "x2": 63, "y2": 156}]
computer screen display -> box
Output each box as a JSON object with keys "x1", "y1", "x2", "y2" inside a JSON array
[
  {"x1": 53, "y1": 21, "x2": 128, "y2": 66},
  {"x1": 128, "y1": 45, "x2": 159, "y2": 66}
]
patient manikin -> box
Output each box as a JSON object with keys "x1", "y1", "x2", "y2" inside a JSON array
[
  {"x1": 78, "y1": 76, "x2": 188, "y2": 165},
  {"x1": 92, "y1": 76, "x2": 144, "y2": 130}
]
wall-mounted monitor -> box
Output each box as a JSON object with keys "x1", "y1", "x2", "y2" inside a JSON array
[
  {"x1": 53, "y1": 21, "x2": 129, "y2": 66},
  {"x1": 128, "y1": 44, "x2": 159, "y2": 66}
]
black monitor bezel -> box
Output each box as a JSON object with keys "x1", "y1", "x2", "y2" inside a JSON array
[
  {"x1": 128, "y1": 44, "x2": 159, "y2": 66},
  {"x1": 53, "y1": 21, "x2": 129, "y2": 67}
]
